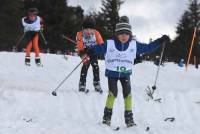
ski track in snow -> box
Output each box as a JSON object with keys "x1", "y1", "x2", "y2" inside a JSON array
[{"x1": 0, "y1": 52, "x2": 200, "y2": 134}]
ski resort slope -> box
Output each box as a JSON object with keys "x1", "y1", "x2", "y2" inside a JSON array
[{"x1": 0, "y1": 52, "x2": 200, "y2": 134}]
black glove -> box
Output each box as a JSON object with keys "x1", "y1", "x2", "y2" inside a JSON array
[{"x1": 159, "y1": 35, "x2": 170, "y2": 44}]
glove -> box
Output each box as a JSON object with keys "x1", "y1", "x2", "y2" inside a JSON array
[
  {"x1": 82, "y1": 54, "x2": 90, "y2": 65},
  {"x1": 159, "y1": 35, "x2": 170, "y2": 44}
]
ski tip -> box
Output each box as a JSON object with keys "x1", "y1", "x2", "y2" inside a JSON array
[
  {"x1": 146, "y1": 126, "x2": 150, "y2": 131},
  {"x1": 25, "y1": 64, "x2": 31, "y2": 66},
  {"x1": 114, "y1": 126, "x2": 120, "y2": 131},
  {"x1": 78, "y1": 89, "x2": 89, "y2": 94},
  {"x1": 95, "y1": 89, "x2": 103, "y2": 94},
  {"x1": 85, "y1": 89, "x2": 89, "y2": 94},
  {"x1": 99, "y1": 90, "x2": 103, "y2": 94},
  {"x1": 36, "y1": 64, "x2": 43, "y2": 67}
]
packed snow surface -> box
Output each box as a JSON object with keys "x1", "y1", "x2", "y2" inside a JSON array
[{"x1": 0, "y1": 52, "x2": 200, "y2": 134}]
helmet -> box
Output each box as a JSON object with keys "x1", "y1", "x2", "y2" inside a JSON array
[
  {"x1": 82, "y1": 17, "x2": 96, "y2": 29},
  {"x1": 27, "y1": 8, "x2": 39, "y2": 15}
]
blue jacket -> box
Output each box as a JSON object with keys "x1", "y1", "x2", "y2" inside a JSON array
[{"x1": 92, "y1": 37, "x2": 161, "y2": 78}]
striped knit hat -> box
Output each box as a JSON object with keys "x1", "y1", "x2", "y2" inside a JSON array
[{"x1": 115, "y1": 16, "x2": 132, "y2": 36}]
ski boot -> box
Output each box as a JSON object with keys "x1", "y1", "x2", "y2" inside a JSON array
[
  {"x1": 125, "y1": 111, "x2": 136, "y2": 127},
  {"x1": 25, "y1": 57, "x2": 30, "y2": 66},
  {"x1": 79, "y1": 81, "x2": 86, "y2": 92},
  {"x1": 102, "y1": 107, "x2": 112, "y2": 126},
  {"x1": 93, "y1": 81, "x2": 103, "y2": 94},
  {"x1": 35, "y1": 57, "x2": 42, "y2": 67}
]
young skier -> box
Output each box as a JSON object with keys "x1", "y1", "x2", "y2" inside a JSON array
[
  {"x1": 76, "y1": 17, "x2": 104, "y2": 93},
  {"x1": 85, "y1": 16, "x2": 170, "y2": 127},
  {"x1": 22, "y1": 8, "x2": 44, "y2": 66}
]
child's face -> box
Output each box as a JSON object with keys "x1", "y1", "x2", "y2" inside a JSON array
[
  {"x1": 117, "y1": 33, "x2": 130, "y2": 44},
  {"x1": 28, "y1": 12, "x2": 37, "y2": 21},
  {"x1": 83, "y1": 28, "x2": 94, "y2": 36}
]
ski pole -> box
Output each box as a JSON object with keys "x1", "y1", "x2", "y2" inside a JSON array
[
  {"x1": 152, "y1": 41, "x2": 166, "y2": 90},
  {"x1": 186, "y1": 27, "x2": 197, "y2": 71},
  {"x1": 61, "y1": 34, "x2": 77, "y2": 44},
  {"x1": 15, "y1": 32, "x2": 26, "y2": 48},
  {"x1": 52, "y1": 58, "x2": 86, "y2": 96},
  {"x1": 39, "y1": 31, "x2": 48, "y2": 45}
]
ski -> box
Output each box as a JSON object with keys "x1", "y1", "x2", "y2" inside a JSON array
[
  {"x1": 145, "y1": 126, "x2": 150, "y2": 131},
  {"x1": 100, "y1": 122, "x2": 138, "y2": 131},
  {"x1": 25, "y1": 64, "x2": 31, "y2": 67},
  {"x1": 36, "y1": 63, "x2": 44, "y2": 67},
  {"x1": 85, "y1": 89, "x2": 89, "y2": 94},
  {"x1": 80, "y1": 89, "x2": 104, "y2": 94},
  {"x1": 25, "y1": 63, "x2": 43, "y2": 67},
  {"x1": 25, "y1": 63, "x2": 31, "y2": 66},
  {"x1": 79, "y1": 89, "x2": 89, "y2": 94},
  {"x1": 99, "y1": 122, "x2": 120, "y2": 131},
  {"x1": 96, "y1": 89, "x2": 103, "y2": 94},
  {"x1": 112, "y1": 126, "x2": 120, "y2": 131},
  {"x1": 112, "y1": 124, "x2": 138, "y2": 131}
]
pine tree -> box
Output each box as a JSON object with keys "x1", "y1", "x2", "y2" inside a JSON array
[
  {"x1": 0, "y1": 0, "x2": 23, "y2": 50},
  {"x1": 98, "y1": 0, "x2": 125, "y2": 38},
  {"x1": 189, "y1": 0, "x2": 200, "y2": 58},
  {"x1": 171, "y1": 0, "x2": 200, "y2": 62}
]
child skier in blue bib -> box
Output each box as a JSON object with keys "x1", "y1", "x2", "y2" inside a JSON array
[{"x1": 86, "y1": 16, "x2": 169, "y2": 127}]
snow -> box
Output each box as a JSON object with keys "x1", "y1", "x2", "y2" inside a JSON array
[{"x1": 0, "y1": 52, "x2": 200, "y2": 134}]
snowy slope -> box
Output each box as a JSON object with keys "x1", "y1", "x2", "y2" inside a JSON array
[{"x1": 0, "y1": 52, "x2": 200, "y2": 134}]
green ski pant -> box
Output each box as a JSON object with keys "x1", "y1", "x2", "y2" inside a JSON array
[{"x1": 105, "y1": 77, "x2": 132, "y2": 111}]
